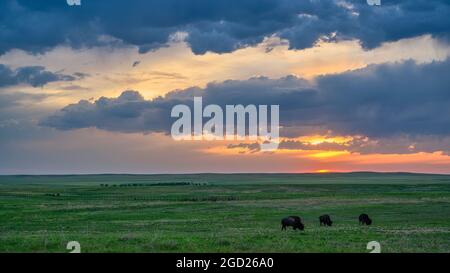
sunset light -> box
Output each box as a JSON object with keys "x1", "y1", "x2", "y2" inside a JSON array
[
  {"x1": 1, "y1": 0, "x2": 449, "y2": 257},
  {"x1": 315, "y1": 169, "x2": 332, "y2": 173}
]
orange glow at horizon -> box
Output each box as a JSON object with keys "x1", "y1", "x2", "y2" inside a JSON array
[
  {"x1": 199, "y1": 136, "x2": 450, "y2": 174},
  {"x1": 283, "y1": 135, "x2": 355, "y2": 145},
  {"x1": 308, "y1": 151, "x2": 350, "y2": 159}
]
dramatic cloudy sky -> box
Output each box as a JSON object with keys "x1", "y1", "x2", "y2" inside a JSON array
[{"x1": 1, "y1": 0, "x2": 450, "y2": 174}]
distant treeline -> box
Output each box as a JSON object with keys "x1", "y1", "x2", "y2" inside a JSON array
[
  {"x1": 39, "y1": 194, "x2": 239, "y2": 202},
  {"x1": 100, "y1": 182, "x2": 208, "y2": 187},
  {"x1": 44, "y1": 193, "x2": 60, "y2": 197}
]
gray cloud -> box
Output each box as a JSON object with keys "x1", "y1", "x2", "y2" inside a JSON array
[
  {"x1": 0, "y1": 92, "x2": 52, "y2": 108},
  {"x1": 132, "y1": 61, "x2": 141, "y2": 68},
  {"x1": 41, "y1": 58, "x2": 450, "y2": 153},
  {"x1": 59, "y1": 85, "x2": 91, "y2": 91},
  {"x1": 283, "y1": 136, "x2": 450, "y2": 155},
  {"x1": 0, "y1": 64, "x2": 84, "y2": 88},
  {"x1": 72, "y1": 72, "x2": 90, "y2": 79},
  {"x1": 229, "y1": 135, "x2": 450, "y2": 155},
  {"x1": 41, "y1": 90, "x2": 172, "y2": 133},
  {"x1": 0, "y1": 0, "x2": 449, "y2": 55}
]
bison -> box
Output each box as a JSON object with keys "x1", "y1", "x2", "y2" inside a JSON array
[
  {"x1": 319, "y1": 214, "x2": 333, "y2": 226},
  {"x1": 359, "y1": 213, "x2": 372, "y2": 225},
  {"x1": 281, "y1": 216, "x2": 304, "y2": 231}
]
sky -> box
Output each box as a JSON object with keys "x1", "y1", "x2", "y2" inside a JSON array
[{"x1": 0, "y1": 0, "x2": 450, "y2": 174}]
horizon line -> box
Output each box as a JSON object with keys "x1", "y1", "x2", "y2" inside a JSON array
[{"x1": 1, "y1": 171, "x2": 449, "y2": 176}]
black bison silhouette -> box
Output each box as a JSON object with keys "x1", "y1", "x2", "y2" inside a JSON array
[
  {"x1": 359, "y1": 213, "x2": 372, "y2": 225},
  {"x1": 319, "y1": 214, "x2": 333, "y2": 226},
  {"x1": 281, "y1": 216, "x2": 304, "y2": 231}
]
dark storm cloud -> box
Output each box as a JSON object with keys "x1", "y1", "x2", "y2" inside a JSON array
[
  {"x1": 41, "y1": 90, "x2": 173, "y2": 133},
  {"x1": 1, "y1": 0, "x2": 449, "y2": 55},
  {"x1": 314, "y1": 59, "x2": 450, "y2": 137},
  {"x1": 42, "y1": 58, "x2": 450, "y2": 147},
  {"x1": 0, "y1": 64, "x2": 82, "y2": 88}
]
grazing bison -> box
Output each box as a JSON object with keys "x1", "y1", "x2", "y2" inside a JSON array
[
  {"x1": 281, "y1": 216, "x2": 304, "y2": 231},
  {"x1": 319, "y1": 214, "x2": 333, "y2": 226},
  {"x1": 359, "y1": 213, "x2": 372, "y2": 225}
]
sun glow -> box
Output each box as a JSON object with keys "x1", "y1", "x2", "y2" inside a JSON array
[{"x1": 308, "y1": 151, "x2": 350, "y2": 159}]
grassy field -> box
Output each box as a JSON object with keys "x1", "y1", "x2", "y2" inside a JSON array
[{"x1": 0, "y1": 173, "x2": 449, "y2": 253}]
